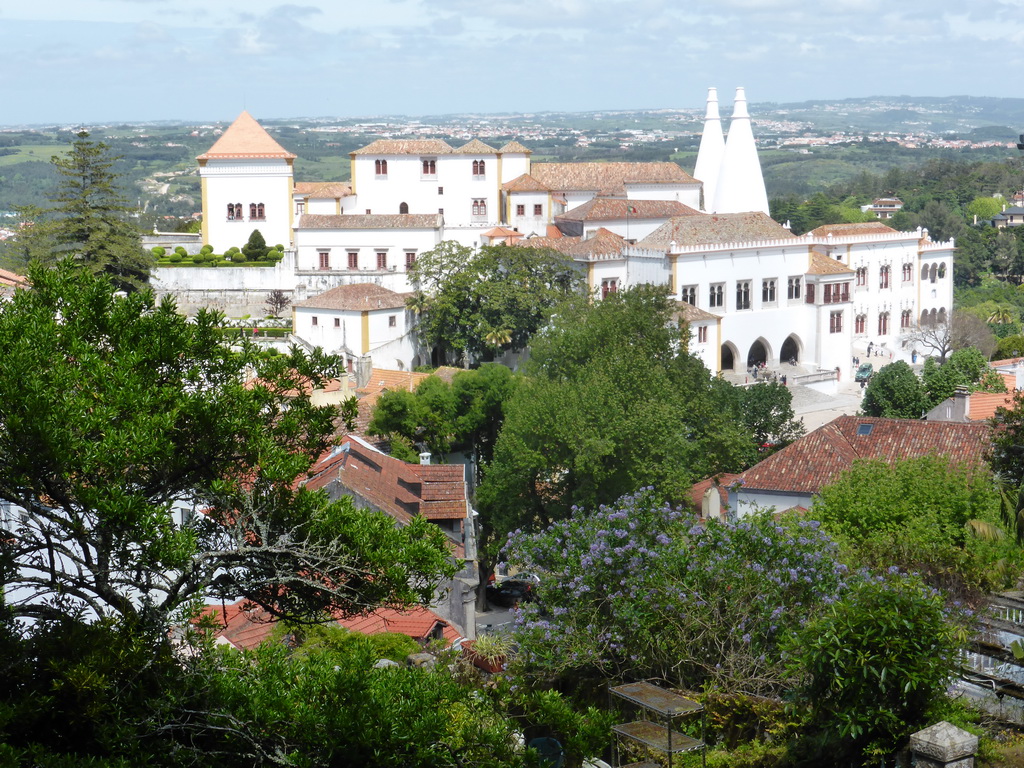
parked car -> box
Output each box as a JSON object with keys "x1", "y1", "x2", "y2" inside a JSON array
[
  {"x1": 855, "y1": 362, "x2": 874, "y2": 383},
  {"x1": 486, "y1": 579, "x2": 535, "y2": 608}
]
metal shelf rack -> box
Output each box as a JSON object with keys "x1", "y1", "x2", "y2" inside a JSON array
[{"x1": 609, "y1": 681, "x2": 706, "y2": 768}]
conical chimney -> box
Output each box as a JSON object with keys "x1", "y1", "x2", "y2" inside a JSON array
[
  {"x1": 712, "y1": 87, "x2": 769, "y2": 215},
  {"x1": 693, "y1": 87, "x2": 725, "y2": 212}
]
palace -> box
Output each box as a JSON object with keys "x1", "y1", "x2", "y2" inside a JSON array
[{"x1": 174, "y1": 87, "x2": 954, "y2": 375}]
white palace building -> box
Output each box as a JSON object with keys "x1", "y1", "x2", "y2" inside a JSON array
[{"x1": 155, "y1": 87, "x2": 954, "y2": 375}]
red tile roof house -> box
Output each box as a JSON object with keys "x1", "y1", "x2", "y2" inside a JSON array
[
  {"x1": 302, "y1": 434, "x2": 480, "y2": 639},
  {"x1": 695, "y1": 415, "x2": 991, "y2": 519}
]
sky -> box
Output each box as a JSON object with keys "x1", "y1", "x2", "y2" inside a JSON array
[{"x1": 1, "y1": 0, "x2": 1022, "y2": 125}]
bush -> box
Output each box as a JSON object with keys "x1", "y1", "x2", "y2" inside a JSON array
[
  {"x1": 168, "y1": 253, "x2": 182, "y2": 263},
  {"x1": 174, "y1": 246, "x2": 187, "y2": 257},
  {"x1": 230, "y1": 252, "x2": 246, "y2": 263},
  {"x1": 242, "y1": 229, "x2": 269, "y2": 261},
  {"x1": 151, "y1": 246, "x2": 166, "y2": 258},
  {"x1": 200, "y1": 244, "x2": 213, "y2": 255}
]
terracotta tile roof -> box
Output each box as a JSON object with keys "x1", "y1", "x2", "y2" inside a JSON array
[
  {"x1": 298, "y1": 213, "x2": 441, "y2": 230},
  {"x1": 530, "y1": 162, "x2": 696, "y2": 195},
  {"x1": 0, "y1": 268, "x2": 28, "y2": 289},
  {"x1": 453, "y1": 139, "x2": 497, "y2": 154},
  {"x1": 689, "y1": 473, "x2": 742, "y2": 514},
  {"x1": 498, "y1": 140, "x2": 532, "y2": 154},
  {"x1": 482, "y1": 226, "x2": 523, "y2": 239},
  {"x1": 966, "y1": 391, "x2": 1016, "y2": 421},
  {"x1": 351, "y1": 139, "x2": 454, "y2": 156},
  {"x1": 294, "y1": 284, "x2": 410, "y2": 312},
  {"x1": 809, "y1": 222, "x2": 897, "y2": 237},
  {"x1": 294, "y1": 181, "x2": 352, "y2": 198},
  {"x1": 202, "y1": 600, "x2": 457, "y2": 652},
  {"x1": 674, "y1": 300, "x2": 719, "y2": 324},
  {"x1": 196, "y1": 112, "x2": 297, "y2": 160},
  {"x1": 555, "y1": 198, "x2": 700, "y2": 222},
  {"x1": 807, "y1": 251, "x2": 855, "y2": 275},
  {"x1": 522, "y1": 228, "x2": 625, "y2": 258},
  {"x1": 639, "y1": 212, "x2": 796, "y2": 249},
  {"x1": 546, "y1": 225, "x2": 563, "y2": 238},
  {"x1": 735, "y1": 415, "x2": 990, "y2": 495},
  {"x1": 991, "y1": 357, "x2": 1024, "y2": 368},
  {"x1": 356, "y1": 368, "x2": 433, "y2": 402},
  {"x1": 502, "y1": 173, "x2": 551, "y2": 193}
]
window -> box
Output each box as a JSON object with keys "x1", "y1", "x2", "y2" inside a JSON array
[
  {"x1": 388, "y1": 315, "x2": 397, "y2": 328},
  {"x1": 405, "y1": 251, "x2": 416, "y2": 268},
  {"x1": 472, "y1": 199, "x2": 487, "y2": 217},
  {"x1": 365, "y1": 209, "x2": 372, "y2": 215},
  {"x1": 787, "y1": 276, "x2": 801, "y2": 300},
  {"x1": 805, "y1": 283, "x2": 815, "y2": 304},
  {"x1": 938, "y1": 263, "x2": 947, "y2": 279},
  {"x1": 857, "y1": 423, "x2": 874, "y2": 436},
  {"x1": 855, "y1": 314, "x2": 866, "y2": 334},
  {"x1": 855, "y1": 267, "x2": 867, "y2": 287},
  {"x1": 421, "y1": 158, "x2": 436, "y2": 176},
  {"x1": 902, "y1": 262, "x2": 913, "y2": 282},
  {"x1": 376, "y1": 251, "x2": 387, "y2": 270},
  {"x1": 472, "y1": 159, "x2": 485, "y2": 176},
  {"x1": 311, "y1": 316, "x2": 318, "y2": 327},
  {"x1": 534, "y1": 204, "x2": 543, "y2": 216},
  {"x1": 295, "y1": 200, "x2": 305, "y2": 216},
  {"x1": 438, "y1": 208, "x2": 444, "y2": 215},
  {"x1": 256, "y1": 203, "x2": 265, "y2": 220},
  {"x1": 879, "y1": 265, "x2": 890, "y2": 289},
  {"x1": 823, "y1": 282, "x2": 850, "y2": 304},
  {"x1": 680, "y1": 285, "x2": 697, "y2": 305},
  {"x1": 829, "y1": 311, "x2": 843, "y2": 334},
  {"x1": 227, "y1": 203, "x2": 236, "y2": 220},
  {"x1": 736, "y1": 280, "x2": 751, "y2": 310},
  {"x1": 921, "y1": 264, "x2": 929, "y2": 282},
  {"x1": 399, "y1": 202, "x2": 409, "y2": 214},
  {"x1": 901, "y1": 309, "x2": 912, "y2": 329},
  {"x1": 601, "y1": 278, "x2": 619, "y2": 299},
  {"x1": 709, "y1": 283, "x2": 724, "y2": 308},
  {"x1": 878, "y1": 311, "x2": 890, "y2": 335},
  {"x1": 762, "y1": 279, "x2": 777, "y2": 303},
  {"x1": 318, "y1": 251, "x2": 330, "y2": 270},
  {"x1": 697, "y1": 326, "x2": 708, "y2": 343},
  {"x1": 516, "y1": 204, "x2": 525, "y2": 216},
  {"x1": 334, "y1": 318, "x2": 341, "y2": 328},
  {"x1": 249, "y1": 203, "x2": 257, "y2": 219},
  {"x1": 347, "y1": 251, "x2": 358, "y2": 270},
  {"x1": 438, "y1": 186, "x2": 444, "y2": 195},
  {"x1": 375, "y1": 158, "x2": 388, "y2": 176}
]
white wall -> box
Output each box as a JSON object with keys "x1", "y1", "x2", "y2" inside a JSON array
[{"x1": 201, "y1": 159, "x2": 293, "y2": 253}]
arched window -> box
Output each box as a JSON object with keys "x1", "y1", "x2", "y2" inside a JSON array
[
  {"x1": 227, "y1": 203, "x2": 235, "y2": 220},
  {"x1": 921, "y1": 264, "x2": 929, "y2": 281},
  {"x1": 375, "y1": 159, "x2": 388, "y2": 176},
  {"x1": 256, "y1": 203, "x2": 265, "y2": 220},
  {"x1": 938, "y1": 307, "x2": 947, "y2": 324},
  {"x1": 472, "y1": 160, "x2": 485, "y2": 176},
  {"x1": 938, "y1": 263, "x2": 947, "y2": 279},
  {"x1": 877, "y1": 312, "x2": 890, "y2": 335},
  {"x1": 930, "y1": 308, "x2": 938, "y2": 325},
  {"x1": 930, "y1": 263, "x2": 938, "y2": 283},
  {"x1": 399, "y1": 202, "x2": 409, "y2": 214}
]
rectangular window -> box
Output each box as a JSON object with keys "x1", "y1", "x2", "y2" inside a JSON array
[
  {"x1": 318, "y1": 251, "x2": 330, "y2": 270},
  {"x1": 681, "y1": 285, "x2": 697, "y2": 306},
  {"x1": 311, "y1": 316, "x2": 318, "y2": 327},
  {"x1": 787, "y1": 276, "x2": 801, "y2": 300},
  {"x1": 829, "y1": 311, "x2": 843, "y2": 334},
  {"x1": 709, "y1": 283, "x2": 724, "y2": 308},
  {"x1": 438, "y1": 186, "x2": 444, "y2": 195},
  {"x1": 762, "y1": 279, "x2": 776, "y2": 303},
  {"x1": 365, "y1": 209, "x2": 371, "y2": 215},
  {"x1": 736, "y1": 280, "x2": 751, "y2": 310},
  {"x1": 516, "y1": 204, "x2": 525, "y2": 216},
  {"x1": 334, "y1": 318, "x2": 340, "y2": 328},
  {"x1": 347, "y1": 251, "x2": 358, "y2": 270},
  {"x1": 296, "y1": 201, "x2": 305, "y2": 216},
  {"x1": 439, "y1": 208, "x2": 444, "y2": 215},
  {"x1": 697, "y1": 326, "x2": 708, "y2": 343},
  {"x1": 405, "y1": 251, "x2": 416, "y2": 267},
  {"x1": 805, "y1": 283, "x2": 815, "y2": 304},
  {"x1": 388, "y1": 315, "x2": 397, "y2": 328},
  {"x1": 534, "y1": 204, "x2": 543, "y2": 216},
  {"x1": 376, "y1": 252, "x2": 387, "y2": 270}
]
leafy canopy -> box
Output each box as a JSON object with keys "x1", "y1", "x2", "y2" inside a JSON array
[{"x1": 0, "y1": 263, "x2": 454, "y2": 630}]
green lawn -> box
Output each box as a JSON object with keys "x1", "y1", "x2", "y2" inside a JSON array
[{"x1": 0, "y1": 145, "x2": 67, "y2": 167}]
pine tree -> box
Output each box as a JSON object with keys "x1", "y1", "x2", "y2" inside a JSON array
[{"x1": 45, "y1": 132, "x2": 153, "y2": 292}]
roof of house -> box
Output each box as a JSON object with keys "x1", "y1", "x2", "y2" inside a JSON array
[
  {"x1": 202, "y1": 600, "x2": 458, "y2": 652},
  {"x1": 293, "y1": 283, "x2": 410, "y2": 312},
  {"x1": 733, "y1": 415, "x2": 990, "y2": 496},
  {"x1": 555, "y1": 198, "x2": 700, "y2": 222},
  {"x1": 307, "y1": 436, "x2": 468, "y2": 523},
  {"x1": 298, "y1": 213, "x2": 441, "y2": 230},
  {"x1": 502, "y1": 173, "x2": 551, "y2": 193},
  {"x1": 0, "y1": 267, "x2": 29, "y2": 289},
  {"x1": 674, "y1": 300, "x2": 719, "y2": 324},
  {"x1": 809, "y1": 222, "x2": 898, "y2": 237},
  {"x1": 528, "y1": 162, "x2": 697, "y2": 196},
  {"x1": 351, "y1": 139, "x2": 455, "y2": 156},
  {"x1": 452, "y1": 139, "x2": 497, "y2": 154},
  {"x1": 498, "y1": 140, "x2": 532, "y2": 154},
  {"x1": 965, "y1": 390, "x2": 1017, "y2": 421},
  {"x1": 689, "y1": 472, "x2": 742, "y2": 514},
  {"x1": 639, "y1": 212, "x2": 795, "y2": 249},
  {"x1": 807, "y1": 251, "x2": 855, "y2": 275},
  {"x1": 294, "y1": 181, "x2": 352, "y2": 198},
  {"x1": 197, "y1": 112, "x2": 297, "y2": 161},
  {"x1": 521, "y1": 228, "x2": 626, "y2": 258}
]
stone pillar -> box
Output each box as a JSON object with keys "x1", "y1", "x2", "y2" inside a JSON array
[{"x1": 909, "y1": 721, "x2": 978, "y2": 768}]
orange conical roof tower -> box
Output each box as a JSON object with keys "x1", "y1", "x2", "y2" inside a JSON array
[{"x1": 197, "y1": 112, "x2": 297, "y2": 160}]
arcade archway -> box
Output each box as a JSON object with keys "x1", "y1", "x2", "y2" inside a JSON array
[
  {"x1": 780, "y1": 335, "x2": 802, "y2": 365},
  {"x1": 747, "y1": 338, "x2": 770, "y2": 368}
]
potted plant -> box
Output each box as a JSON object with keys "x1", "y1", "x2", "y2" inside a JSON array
[{"x1": 462, "y1": 632, "x2": 512, "y2": 673}]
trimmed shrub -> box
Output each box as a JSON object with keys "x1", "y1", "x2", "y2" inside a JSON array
[
  {"x1": 200, "y1": 244, "x2": 214, "y2": 255},
  {"x1": 174, "y1": 246, "x2": 187, "y2": 257},
  {"x1": 151, "y1": 246, "x2": 166, "y2": 258},
  {"x1": 231, "y1": 252, "x2": 246, "y2": 263},
  {"x1": 168, "y1": 253, "x2": 182, "y2": 263}
]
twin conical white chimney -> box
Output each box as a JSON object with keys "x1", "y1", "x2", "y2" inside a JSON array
[
  {"x1": 696, "y1": 86, "x2": 770, "y2": 216},
  {"x1": 692, "y1": 87, "x2": 724, "y2": 212}
]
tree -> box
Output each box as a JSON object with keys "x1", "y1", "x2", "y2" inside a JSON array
[
  {"x1": 265, "y1": 288, "x2": 290, "y2": 318},
  {"x1": 242, "y1": 229, "x2": 269, "y2": 261},
  {"x1": 408, "y1": 242, "x2": 585, "y2": 364},
  {"x1": 994, "y1": 334, "x2": 1024, "y2": 360},
  {"x1": 0, "y1": 264, "x2": 455, "y2": 632},
  {"x1": 861, "y1": 361, "x2": 926, "y2": 418},
  {"x1": 921, "y1": 346, "x2": 1006, "y2": 410},
  {"x1": 476, "y1": 286, "x2": 755, "y2": 550},
  {"x1": 41, "y1": 132, "x2": 153, "y2": 292},
  {"x1": 910, "y1": 309, "x2": 996, "y2": 363},
  {"x1": 722, "y1": 380, "x2": 804, "y2": 452}
]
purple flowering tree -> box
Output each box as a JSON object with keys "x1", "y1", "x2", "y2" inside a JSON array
[{"x1": 502, "y1": 489, "x2": 847, "y2": 695}]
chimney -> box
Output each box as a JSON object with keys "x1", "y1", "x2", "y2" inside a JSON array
[
  {"x1": 1016, "y1": 362, "x2": 1024, "y2": 391},
  {"x1": 355, "y1": 355, "x2": 372, "y2": 389},
  {"x1": 419, "y1": 451, "x2": 432, "y2": 465}
]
